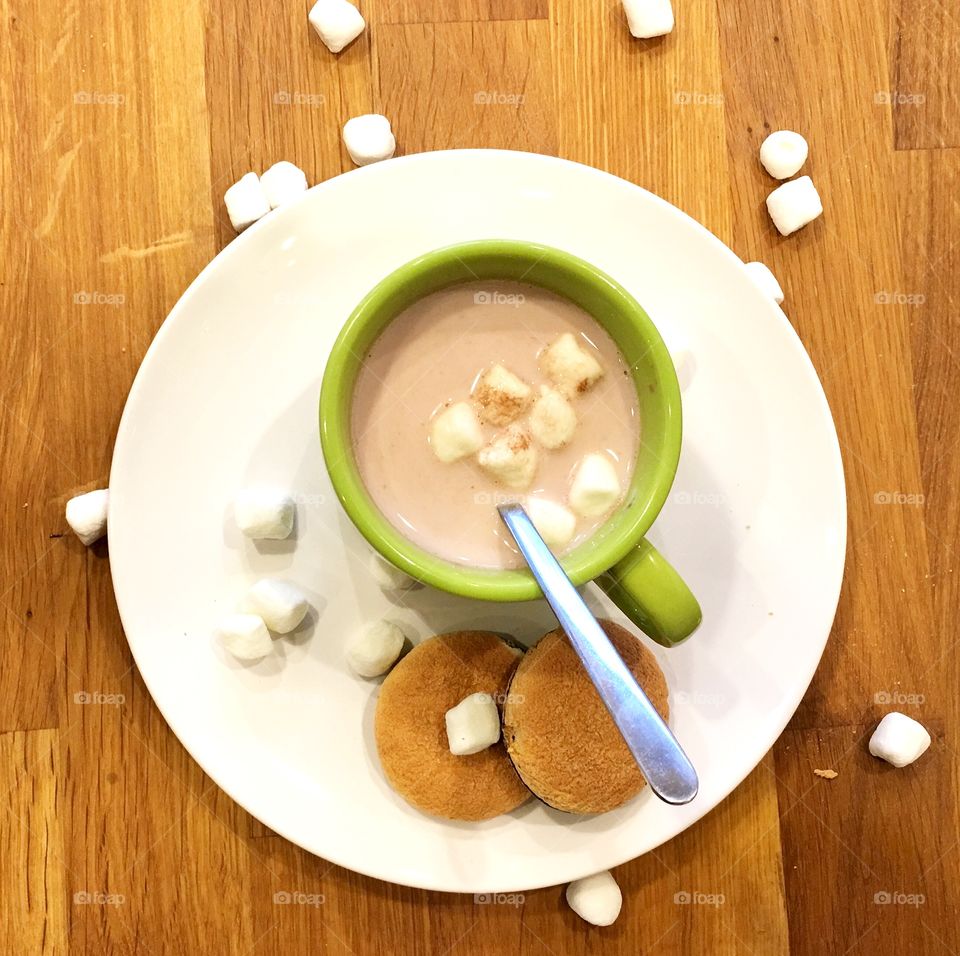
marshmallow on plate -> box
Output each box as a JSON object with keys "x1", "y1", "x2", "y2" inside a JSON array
[
  {"x1": 529, "y1": 385, "x2": 577, "y2": 449},
  {"x1": 430, "y1": 401, "x2": 484, "y2": 462},
  {"x1": 759, "y1": 130, "x2": 809, "y2": 180},
  {"x1": 566, "y1": 871, "x2": 623, "y2": 926},
  {"x1": 525, "y1": 497, "x2": 577, "y2": 548},
  {"x1": 308, "y1": 0, "x2": 365, "y2": 53},
  {"x1": 477, "y1": 424, "x2": 539, "y2": 490},
  {"x1": 342, "y1": 114, "x2": 396, "y2": 166},
  {"x1": 234, "y1": 488, "x2": 295, "y2": 540},
  {"x1": 216, "y1": 613, "x2": 273, "y2": 661},
  {"x1": 474, "y1": 365, "x2": 532, "y2": 426},
  {"x1": 622, "y1": 0, "x2": 674, "y2": 38},
  {"x1": 246, "y1": 579, "x2": 309, "y2": 633},
  {"x1": 65, "y1": 488, "x2": 109, "y2": 546},
  {"x1": 869, "y1": 712, "x2": 931, "y2": 768},
  {"x1": 260, "y1": 161, "x2": 308, "y2": 209},
  {"x1": 224, "y1": 173, "x2": 271, "y2": 232},
  {"x1": 346, "y1": 620, "x2": 406, "y2": 677},
  {"x1": 744, "y1": 261, "x2": 785, "y2": 304},
  {"x1": 569, "y1": 454, "x2": 621, "y2": 517},
  {"x1": 541, "y1": 333, "x2": 604, "y2": 398},
  {"x1": 766, "y1": 175, "x2": 823, "y2": 236},
  {"x1": 445, "y1": 692, "x2": 501, "y2": 756},
  {"x1": 368, "y1": 552, "x2": 420, "y2": 591}
]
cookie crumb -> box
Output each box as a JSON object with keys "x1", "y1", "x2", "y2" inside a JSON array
[{"x1": 813, "y1": 768, "x2": 838, "y2": 779}]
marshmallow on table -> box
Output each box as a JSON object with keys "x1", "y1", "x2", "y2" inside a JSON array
[
  {"x1": 368, "y1": 552, "x2": 420, "y2": 591},
  {"x1": 569, "y1": 454, "x2": 621, "y2": 517},
  {"x1": 308, "y1": 0, "x2": 365, "y2": 53},
  {"x1": 65, "y1": 488, "x2": 109, "y2": 546},
  {"x1": 260, "y1": 161, "x2": 308, "y2": 209},
  {"x1": 346, "y1": 620, "x2": 406, "y2": 677},
  {"x1": 869, "y1": 712, "x2": 931, "y2": 768},
  {"x1": 766, "y1": 175, "x2": 823, "y2": 236},
  {"x1": 744, "y1": 261, "x2": 785, "y2": 304},
  {"x1": 342, "y1": 114, "x2": 396, "y2": 166},
  {"x1": 234, "y1": 488, "x2": 295, "y2": 540},
  {"x1": 430, "y1": 401, "x2": 485, "y2": 462},
  {"x1": 566, "y1": 871, "x2": 623, "y2": 926},
  {"x1": 525, "y1": 497, "x2": 577, "y2": 549},
  {"x1": 216, "y1": 613, "x2": 273, "y2": 661},
  {"x1": 445, "y1": 692, "x2": 501, "y2": 756},
  {"x1": 474, "y1": 365, "x2": 532, "y2": 426},
  {"x1": 477, "y1": 425, "x2": 539, "y2": 490},
  {"x1": 622, "y1": 0, "x2": 674, "y2": 38},
  {"x1": 759, "y1": 130, "x2": 809, "y2": 180},
  {"x1": 246, "y1": 579, "x2": 309, "y2": 634},
  {"x1": 224, "y1": 173, "x2": 271, "y2": 232},
  {"x1": 529, "y1": 385, "x2": 577, "y2": 449},
  {"x1": 541, "y1": 333, "x2": 604, "y2": 398}
]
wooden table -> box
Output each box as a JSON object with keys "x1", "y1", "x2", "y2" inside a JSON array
[{"x1": 3, "y1": 0, "x2": 957, "y2": 951}]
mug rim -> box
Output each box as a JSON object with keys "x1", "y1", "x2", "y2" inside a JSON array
[{"x1": 319, "y1": 239, "x2": 682, "y2": 602}]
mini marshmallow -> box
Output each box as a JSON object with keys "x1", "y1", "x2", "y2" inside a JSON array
[
  {"x1": 525, "y1": 497, "x2": 577, "y2": 548},
  {"x1": 622, "y1": 0, "x2": 674, "y2": 39},
  {"x1": 744, "y1": 261, "x2": 785, "y2": 304},
  {"x1": 657, "y1": 321, "x2": 694, "y2": 391},
  {"x1": 308, "y1": 0, "x2": 365, "y2": 54},
  {"x1": 246, "y1": 579, "x2": 309, "y2": 634},
  {"x1": 541, "y1": 333, "x2": 604, "y2": 398},
  {"x1": 234, "y1": 488, "x2": 295, "y2": 540},
  {"x1": 474, "y1": 365, "x2": 532, "y2": 426},
  {"x1": 569, "y1": 453, "x2": 621, "y2": 517},
  {"x1": 224, "y1": 173, "x2": 271, "y2": 232},
  {"x1": 759, "y1": 130, "x2": 809, "y2": 180},
  {"x1": 342, "y1": 114, "x2": 396, "y2": 166},
  {"x1": 368, "y1": 552, "x2": 420, "y2": 591},
  {"x1": 477, "y1": 424, "x2": 539, "y2": 490},
  {"x1": 766, "y1": 175, "x2": 823, "y2": 237},
  {"x1": 444, "y1": 692, "x2": 501, "y2": 756},
  {"x1": 529, "y1": 385, "x2": 577, "y2": 449},
  {"x1": 346, "y1": 620, "x2": 406, "y2": 677},
  {"x1": 216, "y1": 613, "x2": 273, "y2": 661},
  {"x1": 566, "y1": 871, "x2": 623, "y2": 926},
  {"x1": 65, "y1": 488, "x2": 109, "y2": 546},
  {"x1": 430, "y1": 401, "x2": 485, "y2": 463},
  {"x1": 869, "y1": 712, "x2": 931, "y2": 768},
  {"x1": 260, "y1": 161, "x2": 308, "y2": 209}
]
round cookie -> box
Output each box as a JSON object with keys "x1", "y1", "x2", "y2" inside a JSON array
[
  {"x1": 374, "y1": 631, "x2": 531, "y2": 821},
  {"x1": 503, "y1": 619, "x2": 669, "y2": 814}
]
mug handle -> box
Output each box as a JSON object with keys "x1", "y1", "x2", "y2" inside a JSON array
[{"x1": 597, "y1": 539, "x2": 702, "y2": 648}]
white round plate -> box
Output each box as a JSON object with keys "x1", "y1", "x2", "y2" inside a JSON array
[{"x1": 109, "y1": 150, "x2": 846, "y2": 894}]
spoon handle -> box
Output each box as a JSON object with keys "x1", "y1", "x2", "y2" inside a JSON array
[{"x1": 498, "y1": 504, "x2": 698, "y2": 806}]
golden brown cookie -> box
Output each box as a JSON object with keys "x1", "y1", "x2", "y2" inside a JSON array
[
  {"x1": 374, "y1": 631, "x2": 531, "y2": 821},
  {"x1": 502, "y1": 620, "x2": 669, "y2": 814}
]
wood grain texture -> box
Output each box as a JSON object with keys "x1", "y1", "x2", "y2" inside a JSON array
[{"x1": 3, "y1": 0, "x2": 959, "y2": 951}]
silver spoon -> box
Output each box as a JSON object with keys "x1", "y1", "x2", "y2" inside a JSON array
[{"x1": 498, "y1": 504, "x2": 698, "y2": 806}]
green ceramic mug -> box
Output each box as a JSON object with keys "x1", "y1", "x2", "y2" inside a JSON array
[{"x1": 319, "y1": 240, "x2": 701, "y2": 647}]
